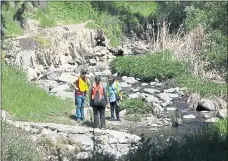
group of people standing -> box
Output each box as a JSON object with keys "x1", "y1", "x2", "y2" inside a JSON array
[{"x1": 71, "y1": 69, "x2": 122, "y2": 129}]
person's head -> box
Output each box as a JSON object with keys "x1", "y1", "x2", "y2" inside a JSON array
[
  {"x1": 80, "y1": 69, "x2": 87, "y2": 78},
  {"x1": 95, "y1": 75, "x2": 101, "y2": 85},
  {"x1": 108, "y1": 76, "x2": 115, "y2": 83}
]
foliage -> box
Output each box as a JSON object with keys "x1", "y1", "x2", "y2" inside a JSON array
[
  {"x1": 110, "y1": 51, "x2": 187, "y2": 82},
  {"x1": 25, "y1": 1, "x2": 97, "y2": 27},
  {"x1": 2, "y1": 65, "x2": 75, "y2": 123},
  {"x1": 214, "y1": 118, "x2": 228, "y2": 136},
  {"x1": 184, "y1": 2, "x2": 227, "y2": 79},
  {"x1": 34, "y1": 34, "x2": 52, "y2": 48},
  {"x1": 201, "y1": 31, "x2": 227, "y2": 78},
  {"x1": 2, "y1": 122, "x2": 42, "y2": 161},
  {"x1": 185, "y1": 2, "x2": 227, "y2": 34},
  {"x1": 175, "y1": 74, "x2": 227, "y2": 97},
  {"x1": 1, "y1": 2, "x2": 23, "y2": 36},
  {"x1": 120, "y1": 98, "x2": 151, "y2": 115}
]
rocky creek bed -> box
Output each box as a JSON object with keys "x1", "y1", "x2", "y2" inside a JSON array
[{"x1": 2, "y1": 23, "x2": 227, "y2": 160}]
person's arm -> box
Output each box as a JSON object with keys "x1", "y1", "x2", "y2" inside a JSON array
[
  {"x1": 89, "y1": 86, "x2": 93, "y2": 107},
  {"x1": 103, "y1": 84, "x2": 108, "y2": 105},
  {"x1": 71, "y1": 79, "x2": 78, "y2": 91},
  {"x1": 118, "y1": 82, "x2": 123, "y2": 100}
]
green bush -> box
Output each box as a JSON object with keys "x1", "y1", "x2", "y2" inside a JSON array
[
  {"x1": 2, "y1": 65, "x2": 75, "y2": 123},
  {"x1": 120, "y1": 98, "x2": 151, "y2": 115},
  {"x1": 110, "y1": 51, "x2": 187, "y2": 82},
  {"x1": 2, "y1": 3, "x2": 23, "y2": 36},
  {"x1": 2, "y1": 122, "x2": 42, "y2": 161}
]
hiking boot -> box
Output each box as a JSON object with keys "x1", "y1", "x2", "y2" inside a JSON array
[
  {"x1": 76, "y1": 118, "x2": 81, "y2": 121},
  {"x1": 117, "y1": 118, "x2": 121, "y2": 121}
]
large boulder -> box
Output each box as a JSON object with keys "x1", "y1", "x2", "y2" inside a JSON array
[
  {"x1": 58, "y1": 73, "x2": 77, "y2": 83},
  {"x1": 143, "y1": 88, "x2": 160, "y2": 94},
  {"x1": 217, "y1": 109, "x2": 227, "y2": 118},
  {"x1": 197, "y1": 99, "x2": 216, "y2": 111}
]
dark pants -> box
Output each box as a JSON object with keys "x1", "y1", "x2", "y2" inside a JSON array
[
  {"x1": 110, "y1": 101, "x2": 119, "y2": 119},
  {"x1": 93, "y1": 105, "x2": 106, "y2": 128}
]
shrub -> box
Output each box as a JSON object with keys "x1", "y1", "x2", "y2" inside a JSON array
[
  {"x1": 110, "y1": 51, "x2": 187, "y2": 82},
  {"x1": 2, "y1": 122, "x2": 42, "y2": 161},
  {"x1": 120, "y1": 98, "x2": 151, "y2": 115}
]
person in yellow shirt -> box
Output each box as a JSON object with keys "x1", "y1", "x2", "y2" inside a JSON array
[{"x1": 71, "y1": 69, "x2": 90, "y2": 121}]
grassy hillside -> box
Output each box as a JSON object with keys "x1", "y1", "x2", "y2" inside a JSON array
[
  {"x1": 2, "y1": 1, "x2": 159, "y2": 46},
  {"x1": 2, "y1": 64, "x2": 75, "y2": 123}
]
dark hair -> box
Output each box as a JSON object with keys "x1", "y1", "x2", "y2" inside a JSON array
[
  {"x1": 95, "y1": 75, "x2": 101, "y2": 82},
  {"x1": 81, "y1": 69, "x2": 87, "y2": 74}
]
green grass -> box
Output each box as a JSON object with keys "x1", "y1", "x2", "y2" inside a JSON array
[
  {"x1": 113, "y1": 1, "x2": 159, "y2": 17},
  {"x1": 111, "y1": 51, "x2": 227, "y2": 97},
  {"x1": 110, "y1": 51, "x2": 187, "y2": 82},
  {"x1": 176, "y1": 74, "x2": 227, "y2": 97},
  {"x1": 34, "y1": 34, "x2": 52, "y2": 48},
  {"x1": 25, "y1": 2, "x2": 97, "y2": 28},
  {"x1": 214, "y1": 118, "x2": 228, "y2": 136},
  {"x1": 2, "y1": 65, "x2": 75, "y2": 123},
  {"x1": 2, "y1": 122, "x2": 42, "y2": 161}
]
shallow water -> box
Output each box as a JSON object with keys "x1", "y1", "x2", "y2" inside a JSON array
[{"x1": 133, "y1": 122, "x2": 211, "y2": 139}]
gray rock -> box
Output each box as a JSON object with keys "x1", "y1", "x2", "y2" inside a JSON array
[
  {"x1": 58, "y1": 73, "x2": 77, "y2": 83},
  {"x1": 123, "y1": 77, "x2": 137, "y2": 84},
  {"x1": 180, "y1": 87, "x2": 188, "y2": 91},
  {"x1": 183, "y1": 114, "x2": 196, "y2": 119},
  {"x1": 76, "y1": 152, "x2": 90, "y2": 160},
  {"x1": 150, "y1": 82, "x2": 157, "y2": 86},
  {"x1": 198, "y1": 99, "x2": 216, "y2": 111},
  {"x1": 155, "y1": 83, "x2": 163, "y2": 87},
  {"x1": 133, "y1": 88, "x2": 140, "y2": 92},
  {"x1": 205, "y1": 117, "x2": 219, "y2": 123},
  {"x1": 27, "y1": 68, "x2": 38, "y2": 81},
  {"x1": 158, "y1": 93, "x2": 172, "y2": 102},
  {"x1": 120, "y1": 82, "x2": 131, "y2": 88},
  {"x1": 153, "y1": 102, "x2": 164, "y2": 112},
  {"x1": 129, "y1": 92, "x2": 141, "y2": 99},
  {"x1": 47, "y1": 72, "x2": 62, "y2": 81},
  {"x1": 89, "y1": 59, "x2": 97, "y2": 66},
  {"x1": 166, "y1": 107, "x2": 177, "y2": 111},
  {"x1": 161, "y1": 101, "x2": 172, "y2": 107},
  {"x1": 146, "y1": 95, "x2": 159, "y2": 103},
  {"x1": 51, "y1": 84, "x2": 70, "y2": 93},
  {"x1": 204, "y1": 114, "x2": 211, "y2": 118},
  {"x1": 218, "y1": 109, "x2": 227, "y2": 118},
  {"x1": 177, "y1": 91, "x2": 185, "y2": 96},
  {"x1": 113, "y1": 73, "x2": 118, "y2": 76},
  {"x1": 55, "y1": 91, "x2": 74, "y2": 100},
  {"x1": 143, "y1": 88, "x2": 160, "y2": 94},
  {"x1": 164, "y1": 88, "x2": 179, "y2": 93},
  {"x1": 167, "y1": 93, "x2": 179, "y2": 98},
  {"x1": 119, "y1": 109, "x2": 127, "y2": 118},
  {"x1": 101, "y1": 69, "x2": 112, "y2": 75},
  {"x1": 141, "y1": 83, "x2": 148, "y2": 86}
]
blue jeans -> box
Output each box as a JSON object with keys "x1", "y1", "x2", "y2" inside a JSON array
[
  {"x1": 75, "y1": 94, "x2": 86, "y2": 120},
  {"x1": 110, "y1": 101, "x2": 119, "y2": 119}
]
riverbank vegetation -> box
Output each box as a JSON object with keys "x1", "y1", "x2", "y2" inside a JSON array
[
  {"x1": 2, "y1": 122, "x2": 42, "y2": 161},
  {"x1": 2, "y1": 65, "x2": 75, "y2": 123}
]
